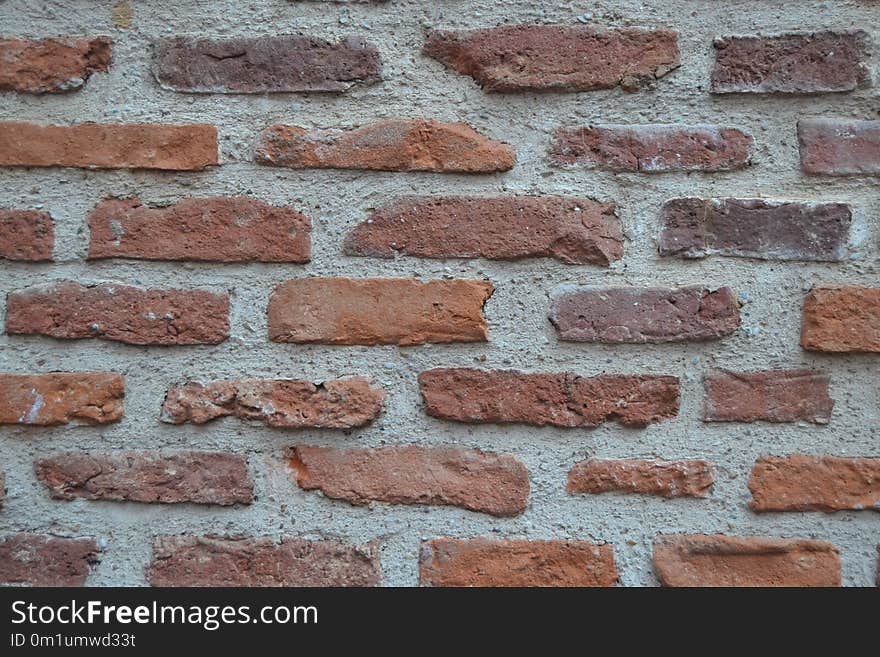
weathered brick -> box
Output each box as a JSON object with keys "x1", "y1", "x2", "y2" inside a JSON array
[
  {"x1": 254, "y1": 120, "x2": 515, "y2": 173},
  {"x1": 423, "y1": 25, "x2": 678, "y2": 92},
  {"x1": 344, "y1": 196, "x2": 623, "y2": 265},
  {"x1": 801, "y1": 286, "x2": 880, "y2": 353},
  {"x1": 161, "y1": 376, "x2": 384, "y2": 428},
  {"x1": 6, "y1": 281, "x2": 229, "y2": 346},
  {"x1": 148, "y1": 536, "x2": 380, "y2": 587},
  {"x1": 420, "y1": 538, "x2": 617, "y2": 587},
  {"x1": 268, "y1": 277, "x2": 492, "y2": 346},
  {"x1": 798, "y1": 119, "x2": 880, "y2": 175},
  {"x1": 567, "y1": 459, "x2": 714, "y2": 498},
  {"x1": 36, "y1": 451, "x2": 254, "y2": 505},
  {"x1": 0, "y1": 372, "x2": 124, "y2": 426},
  {"x1": 153, "y1": 35, "x2": 381, "y2": 93},
  {"x1": 549, "y1": 286, "x2": 741, "y2": 343},
  {"x1": 658, "y1": 198, "x2": 850, "y2": 262},
  {"x1": 0, "y1": 37, "x2": 112, "y2": 93},
  {"x1": 0, "y1": 533, "x2": 100, "y2": 586},
  {"x1": 0, "y1": 209, "x2": 54, "y2": 261},
  {"x1": 88, "y1": 196, "x2": 311, "y2": 263},
  {"x1": 703, "y1": 369, "x2": 833, "y2": 424},
  {"x1": 290, "y1": 445, "x2": 529, "y2": 517},
  {"x1": 711, "y1": 31, "x2": 870, "y2": 94},
  {"x1": 653, "y1": 534, "x2": 841, "y2": 587},
  {"x1": 749, "y1": 455, "x2": 880, "y2": 512},
  {"x1": 551, "y1": 124, "x2": 753, "y2": 171},
  {"x1": 419, "y1": 368, "x2": 679, "y2": 428},
  {"x1": 0, "y1": 121, "x2": 217, "y2": 170}
]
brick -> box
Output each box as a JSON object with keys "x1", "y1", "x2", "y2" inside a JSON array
[
  {"x1": 0, "y1": 372, "x2": 124, "y2": 426},
  {"x1": 748, "y1": 455, "x2": 880, "y2": 512},
  {"x1": 658, "y1": 198, "x2": 850, "y2": 262},
  {"x1": 419, "y1": 538, "x2": 617, "y2": 587},
  {"x1": 161, "y1": 376, "x2": 384, "y2": 428},
  {"x1": 6, "y1": 281, "x2": 229, "y2": 346},
  {"x1": 567, "y1": 459, "x2": 714, "y2": 498},
  {"x1": 653, "y1": 534, "x2": 841, "y2": 587},
  {"x1": 148, "y1": 536, "x2": 380, "y2": 587},
  {"x1": 419, "y1": 368, "x2": 679, "y2": 428},
  {"x1": 798, "y1": 119, "x2": 880, "y2": 175},
  {"x1": 703, "y1": 369, "x2": 833, "y2": 424},
  {"x1": 344, "y1": 195, "x2": 623, "y2": 266},
  {"x1": 153, "y1": 35, "x2": 381, "y2": 93},
  {"x1": 290, "y1": 445, "x2": 529, "y2": 517},
  {"x1": 268, "y1": 277, "x2": 492, "y2": 346},
  {"x1": 0, "y1": 533, "x2": 100, "y2": 586},
  {"x1": 36, "y1": 451, "x2": 254, "y2": 505},
  {"x1": 549, "y1": 285, "x2": 741, "y2": 343},
  {"x1": 0, "y1": 121, "x2": 217, "y2": 170},
  {"x1": 711, "y1": 31, "x2": 870, "y2": 94},
  {"x1": 88, "y1": 196, "x2": 310, "y2": 263},
  {"x1": 551, "y1": 124, "x2": 753, "y2": 171},
  {"x1": 0, "y1": 37, "x2": 112, "y2": 93},
  {"x1": 254, "y1": 120, "x2": 515, "y2": 173},
  {"x1": 423, "y1": 25, "x2": 678, "y2": 93},
  {"x1": 0, "y1": 209, "x2": 54, "y2": 261},
  {"x1": 801, "y1": 286, "x2": 880, "y2": 353}
]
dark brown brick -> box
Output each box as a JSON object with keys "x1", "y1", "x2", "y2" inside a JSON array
[
  {"x1": 0, "y1": 372, "x2": 124, "y2": 426},
  {"x1": 0, "y1": 533, "x2": 100, "y2": 586},
  {"x1": 0, "y1": 209, "x2": 54, "y2": 261},
  {"x1": 798, "y1": 119, "x2": 880, "y2": 175}
]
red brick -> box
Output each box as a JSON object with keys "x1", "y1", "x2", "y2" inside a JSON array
[
  {"x1": 0, "y1": 121, "x2": 217, "y2": 170},
  {"x1": 748, "y1": 455, "x2": 880, "y2": 512},
  {"x1": 0, "y1": 533, "x2": 100, "y2": 586},
  {"x1": 6, "y1": 281, "x2": 229, "y2": 346},
  {"x1": 344, "y1": 196, "x2": 623, "y2": 265},
  {"x1": 424, "y1": 25, "x2": 678, "y2": 92},
  {"x1": 419, "y1": 368, "x2": 679, "y2": 428},
  {"x1": 567, "y1": 459, "x2": 714, "y2": 498},
  {"x1": 268, "y1": 277, "x2": 492, "y2": 346},
  {"x1": 290, "y1": 445, "x2": 529, "y2": 517},
  {"x1": 0, "y1": 37, "x2": 112, "y2": 93},
  {"x1": 420, "y1": 538, "x2": 617, "y2": 587},
  {"x1": 798, "y1": 119, "x2": 880, "y2": 175},
  {"x1": 801, "y1": 286, "x2": 880, "y2": 353},
  {"x1": 0, "y1": 372, "x2": 124, "y2": 426},
  {"x1": 254, "y1": 120, "x2": 515, "y2": 173},
  {"x1": 653, "y1": 534, "x2": 841, "y2": 587},
  {"x1": 148, "y1": 536, "x2": 380, "y2": 587},
  {"x1": 88, "y1": 196, "x2": 310, "y2": 263},
  {"x1": 0, "y1": 209, "x2": 54, "y2": 261}
]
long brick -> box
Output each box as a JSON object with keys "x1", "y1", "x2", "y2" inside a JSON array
[
  {"x1": 749, "y1": 455, "x2": 880, "y2": 512},
  {"x1": 0, "y1": 534, "x2": 100, "y2": 586},
  {"x1": 567, "y1": 459, "x2": 714, "y2": 498},
  {"x1": 88, "y1": 196, "x2": 311, "y2": 263},
  {"x1": 658, "y1": 198, "x2": 850, "y2": 262},
  {"x1": 418, "y1": 368, "x2": 679, "y2": 428},
  {"x1": 254, "y1": 120, "x2": 515, "y2": 173},
  {"x1": 0, "y1": 121, "x2": 217, "y2": 170},
  {"x1": 703, "y1": 369, "x2": 833, "y2": 424},
  {"x1": 6, "y1": 281, "x2": 229, "y2": 345},
  {"x1": 551, "y1": 124, "x2": 754, "y2": 172},
  {"x1": 423, "y1": 25, "x2": 678, "y2": 92},
  {"x1": 268, "y1": 277, "x2": 492, "y2": 346},
  {"x1": 0, "y1": 372, "x2": 124, "y2": 426},
  {"x1": 0, "y1": 209, "x2": 54, "y2": 261},
  {"x1": 344, "y1": 196, "x2": 623, "y2": 265},
  {"x1": 711, "y1": 32, "x2": 870, "y2": 94},
  {"x1": 801, "y1": 286, "x2": 880, "y2": 353},
  {"x1": 0, "y1": 37, "x2": 112, "y2": 93},
  {"x1": 549, "y1": 286, "x2": 741, "y2": 343},
  {"x1": 290, "y1": 445, "x2": 529, "y2": 517},
  {"x1": 161, "y1": 376, "x2": 384, "y2": 428},
  {"x1": 36, "y1": 451, "x2": 254, "y2": 505},
  {"x1": 653, "y1": 534, "x2": 841, "y2": 587},
  {"x1": 153, "y1": 35, "x2": 381, "y2": 93},
  {"x1": 148, "y1": 536, "x2": 380, "y2": 587},
  {"x1": 798, "y1": 119, "x2": 880, "y2": 175},
  {"x1": 419, "y1": 538, "x2": 617, "y2": 587}
]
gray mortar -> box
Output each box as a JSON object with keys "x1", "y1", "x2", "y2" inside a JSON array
[{"x1": 0, "y1": 0, "x2": 878, "y2": 586}]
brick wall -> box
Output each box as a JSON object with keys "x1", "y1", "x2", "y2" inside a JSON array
[{"x1": 0, "y1": 0, "x2": 877, "y2": 587}]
